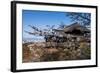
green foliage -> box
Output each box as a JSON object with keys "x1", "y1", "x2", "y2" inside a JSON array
[{"x1": 79, "y1": 42, "x2": 91, "y2": 59}]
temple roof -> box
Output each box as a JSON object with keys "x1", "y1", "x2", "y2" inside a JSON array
[{"x1": 53, "y1": 22, "x2": 90, "y2": 34}]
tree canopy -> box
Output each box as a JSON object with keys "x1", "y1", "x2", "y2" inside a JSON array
[{"x1": 66, "y1": 12, "x2": 91, "y2": 26}]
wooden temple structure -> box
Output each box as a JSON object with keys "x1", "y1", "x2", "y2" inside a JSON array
[{"x1": 45, "y1": 22, "x2": 90, "y2": 48}]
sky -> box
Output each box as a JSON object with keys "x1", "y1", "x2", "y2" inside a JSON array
[{"x1": 22, "y1": 10, "x2": 74, "y2": 40}]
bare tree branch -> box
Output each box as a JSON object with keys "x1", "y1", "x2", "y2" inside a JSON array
[{"x1": 66, "y1": 12, "x2": 91, "y2": 26}]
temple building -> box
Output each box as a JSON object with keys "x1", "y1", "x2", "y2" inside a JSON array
[{"x1": 46, "y1": 22, "x2": 90, "y2": 48}]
